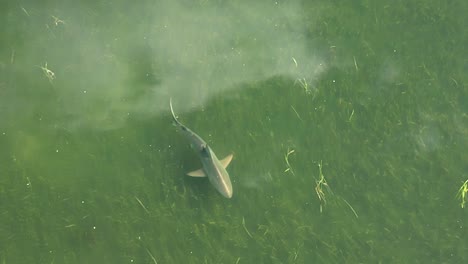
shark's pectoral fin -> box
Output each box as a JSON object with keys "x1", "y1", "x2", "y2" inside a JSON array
[
  {"x1": 187, "y1": 169, "x2": 206, "y2": 177},
  {"x1": 220, "y1": 154, "x2": 234, "y2": 169}
]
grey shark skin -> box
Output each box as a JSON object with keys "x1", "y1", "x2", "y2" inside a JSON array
[{"x1": 170, "y1": 99, "x2": 233, "y2": 198}]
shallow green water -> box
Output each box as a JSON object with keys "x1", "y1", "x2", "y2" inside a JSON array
[{"x1": 1, "y1": 0, "x2": 467, "y2": 263}]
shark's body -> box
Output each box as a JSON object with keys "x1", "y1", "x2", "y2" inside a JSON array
[{"x1": 170, "y1": 99, "x2": 233, "y2": 198}]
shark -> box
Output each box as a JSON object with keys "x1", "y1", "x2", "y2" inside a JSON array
[{"x1": 169, "y1": 99, "x2": 234, "y2": 198}]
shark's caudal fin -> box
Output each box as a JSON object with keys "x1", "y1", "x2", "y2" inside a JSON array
[
  {"x1": 169, "y1": 97, "x2": 184, "y2": 125},
  {"x1": 186, "y1": 154, "x2": 234, "y2": 177}
]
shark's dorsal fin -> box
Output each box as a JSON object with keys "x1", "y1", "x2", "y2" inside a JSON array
[
  {"x1": 187, "y1": 168, "x2": 206, "y2": 177},
  {"x1": 200, "y1": 145, "x2": 211, "y2": 158},
  {"x1": 220, "y1": 154, "x2": 234, "y2": 169}
]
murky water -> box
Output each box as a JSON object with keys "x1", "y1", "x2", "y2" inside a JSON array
[{"x1": 1, "y1": 0, "x2": 466, "y2": 263}]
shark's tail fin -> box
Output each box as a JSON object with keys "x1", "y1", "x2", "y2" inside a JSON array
[{"x1": 169, "y1": 98, "x2": 181, "y2": 126}]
